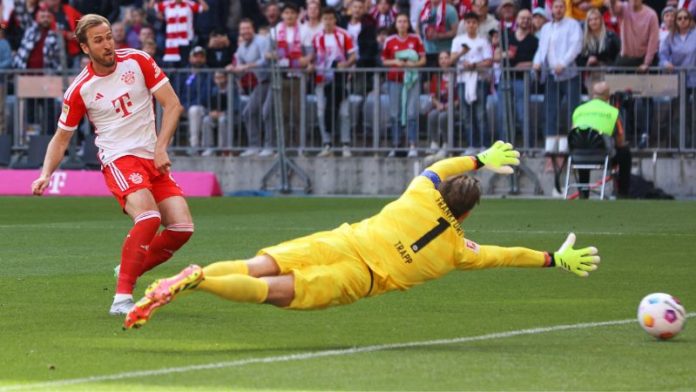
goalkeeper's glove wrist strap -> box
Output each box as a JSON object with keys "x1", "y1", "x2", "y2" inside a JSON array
[
  {"x1": 545, "y1": 252, "x2": 556, "y2": 267},
  {"x1": 474, "y1": 155, "x2": 484, "y2": 169}
]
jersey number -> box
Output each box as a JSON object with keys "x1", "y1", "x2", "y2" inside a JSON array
[{"x1": 410, "y1": 217, "x2": 449, "y2": 253}]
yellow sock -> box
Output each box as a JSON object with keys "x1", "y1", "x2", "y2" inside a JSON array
[
  {"x1": 202, "y1": 260, "x2": 249, "y2": 277},
  {"x1": 197, "y1": 275, "x2": 269, "y2": 303}
]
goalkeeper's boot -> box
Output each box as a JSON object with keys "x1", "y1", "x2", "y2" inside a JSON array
[
  {"x1": 109, "y1": 297, "x2": 135, "y2": 316},
  {"x1": 123, "y1": 296, "x2": 159, "y2": 329},
  {"x1": 145, "y1": 264, "x2": 204, "y2": 304}
]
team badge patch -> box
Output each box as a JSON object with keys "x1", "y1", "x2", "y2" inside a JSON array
[
  {"x1": 121, "y1": 70, "x2": 136, "y2": 85},
  {"x1": 465, "y1": 239, "x2": 480, "y2": 254},
  {"x1": 129, "y1": 173, "x2": 143, "y2": 184}
]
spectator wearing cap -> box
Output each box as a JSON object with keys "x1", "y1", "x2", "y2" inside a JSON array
[
  {"x1": 418, "y1": 0, "x2": 459, "y2": 67},
  {"x1": 149, "y1": 0, "x2": 210, "y2": 66},
  {"x1": 268, "y1": 2, "x2": 313, "y2": 151},
  {"x1": 532, "y1": 7, "x2": 548, "y2": 37},
  {"x1": 227, "y1": 18, "x2": 273, "y2": 157},
  {"x1": 206, "y1": 28, "x2": 232, "y2": 68},
  {"x1": 532, "y1": 0, "x2": 583, "y2": 137},
  {"x1": 458, "y1": 0, "x2": 499, "y2": 40},
  {"x1": 451, "y1": 12, "x2": 493, "y2": 151},
  {"x1": 13, "y1": 5, "x2": 61, "y2": 134},
  {"x1": 660, "y1": 6, "x2": 676, "y2": 45},
  {"x1": 175, "y1": 46, "x2": 213, "y2": 154},
  {"x1": 497, "y1": 0, "x2": 518, "y2": 30},
  {"x1": 564, "y1": 0, "x2": 604, "y2": 21}
]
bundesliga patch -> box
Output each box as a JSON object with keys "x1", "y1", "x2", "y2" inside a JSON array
[
  {"x1": 59, "y1": 104, "x2": 70, "y2": 123},
  {"x1": 465, "y1": 239, "x2": 480, "y2": 254},
  {"x1": 153, "y1": 63, "x2": 161, "y2": 78}
]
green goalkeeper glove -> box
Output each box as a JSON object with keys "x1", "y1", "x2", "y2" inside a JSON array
[
  {"x1": 476, "y1": 141, "x2": 521, "y2": 175},
  {"x1": 553, "y1": 233, "x2": 600, "y2": 277}
]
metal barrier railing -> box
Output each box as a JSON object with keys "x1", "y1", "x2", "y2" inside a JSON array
[{"x1": 1, "y1": 66, "x2": 694, "y2": 157}]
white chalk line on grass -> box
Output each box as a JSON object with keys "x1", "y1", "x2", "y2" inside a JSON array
[{"x1": 3, "y1": 312, "x2": 694, "y2": 391}]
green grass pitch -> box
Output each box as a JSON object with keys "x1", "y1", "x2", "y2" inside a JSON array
[{"x1": 1, "y1": 196, "x2": 695, "y2": 391}]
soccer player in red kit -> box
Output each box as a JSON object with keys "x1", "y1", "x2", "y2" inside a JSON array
[{"x1": 31, "y1": 14, "x2": 194, "y2": 315}]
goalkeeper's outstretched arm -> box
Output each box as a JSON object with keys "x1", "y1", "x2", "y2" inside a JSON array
[
  {"x1": 424, "y1": 141, "x2": 521, "y2": 180},
  {"x1": 458, "y1": 233, "x2": 601, "y2": 278}
]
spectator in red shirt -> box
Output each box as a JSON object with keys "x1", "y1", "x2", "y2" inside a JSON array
[{"x1": 381, "y1": 13, "x2": 426, "y2": 157}]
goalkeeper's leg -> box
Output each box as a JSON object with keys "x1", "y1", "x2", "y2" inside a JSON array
[{"x1": 202, "y1": 255, "x2": 281, "y2": 278}]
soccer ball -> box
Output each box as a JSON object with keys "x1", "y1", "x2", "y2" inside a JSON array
[{"x1": 637, "y1": 293, "x2": 686, "y2": 340}]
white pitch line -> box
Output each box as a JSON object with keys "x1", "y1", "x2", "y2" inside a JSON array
[{"x1": 3, "y1": 312, "x2": 694, "y2": 392}]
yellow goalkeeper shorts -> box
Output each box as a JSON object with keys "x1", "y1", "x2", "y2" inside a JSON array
[{"x1": 258, "y1": 229, "x2": 374, "y2": 310}]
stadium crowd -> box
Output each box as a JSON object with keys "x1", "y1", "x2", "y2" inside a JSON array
[{"x1": 0, "y1": 0, "x2": 694, "y2": 157}]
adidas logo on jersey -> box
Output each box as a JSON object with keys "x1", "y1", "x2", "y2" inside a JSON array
[{"x1": 95, "y1": 93, "x2": 104, "y2": 101}]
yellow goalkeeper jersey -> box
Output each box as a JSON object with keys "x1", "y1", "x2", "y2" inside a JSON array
[{"x1": 338, "y1": 156, "x2": 549, "y2": 291}]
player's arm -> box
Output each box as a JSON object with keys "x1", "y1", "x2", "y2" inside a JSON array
[
  {"x1": 31, "y1": 129, "x2": 74, "y2": 195},
  {"x1": 457, "y1": 234, "x2": 600, "y2": 277},
  {"x1": 153, "y1": 82, "x2": 185, "y2": 173},
  {"x1": 424, "y1": 141, "x2": 521, "y2": 181}
]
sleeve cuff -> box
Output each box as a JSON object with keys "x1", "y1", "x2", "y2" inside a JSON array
[{"x1": 544, "y1": 252, "x2": 555, "y2": 267}]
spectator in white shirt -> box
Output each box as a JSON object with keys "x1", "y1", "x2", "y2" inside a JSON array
[
  {"x1": 451, "y1": 12, "x2": 493, "y2": 150},
  {"x1": 532, "y1": 0, "x2": 582, "y2": 137}
]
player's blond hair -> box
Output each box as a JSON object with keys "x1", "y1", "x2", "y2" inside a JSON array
[
  {"x1": 76, "y1": 14, "x2": 111, "y2": 45},
  {"x1": 438, "y1": 175, "x2": 481, "y2": 218}
]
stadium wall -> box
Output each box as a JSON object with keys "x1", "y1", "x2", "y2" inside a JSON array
[{"x1": 172, "y1": 155, "x2": 696, "y2": 197}]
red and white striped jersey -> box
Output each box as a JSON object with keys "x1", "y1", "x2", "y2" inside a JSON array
[
  {"x1": 156, "y1": 0, "x2": 204, "y2": 61},
  {"x1": 58, "y1": 48, "x2": 169, "y2": 166}
]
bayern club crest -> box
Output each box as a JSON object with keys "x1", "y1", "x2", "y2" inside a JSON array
[
  {"x1": 129, "y1": 172, "x2": 143, "y2": 184},
  {"x1": 121, "y1": 70, "x2": 136, "y2": 85}
]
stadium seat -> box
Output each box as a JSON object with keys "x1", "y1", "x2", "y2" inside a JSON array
[
  {"x1": 11, "y1": 135, "x2": 52, "y2": 169},
  {"x1": 0, "y1": 134, "x2": 12, "y2": 167},
  {"x1": 563, "y1": 128, "x2": 614, "y2": 200}
]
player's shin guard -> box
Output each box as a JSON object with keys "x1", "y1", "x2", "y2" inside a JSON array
[
  {"x1": 197, "y1": 275, "x2": 269, "y2": 303},
  {"x1": 117, "y1": 211, "x2": 161, "y2": 294},
  {"x1": 139, "y1": 223, "x2": 194, "y2": 276},
  {"x1": 202, "y1": 260, "x2": 249, "y2": 277}
]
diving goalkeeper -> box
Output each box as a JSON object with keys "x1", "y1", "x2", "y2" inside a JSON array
[{"x1": 125, "y1": 141, "x2": 600, "y2": 329}]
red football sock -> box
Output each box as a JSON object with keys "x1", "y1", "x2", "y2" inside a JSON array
[
  {"x1": 139, "y1": 223, "x2": 194, "y2": 276},
  {"x1": 116, "y1": 211, "x2": 161, "y2": 294}
]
